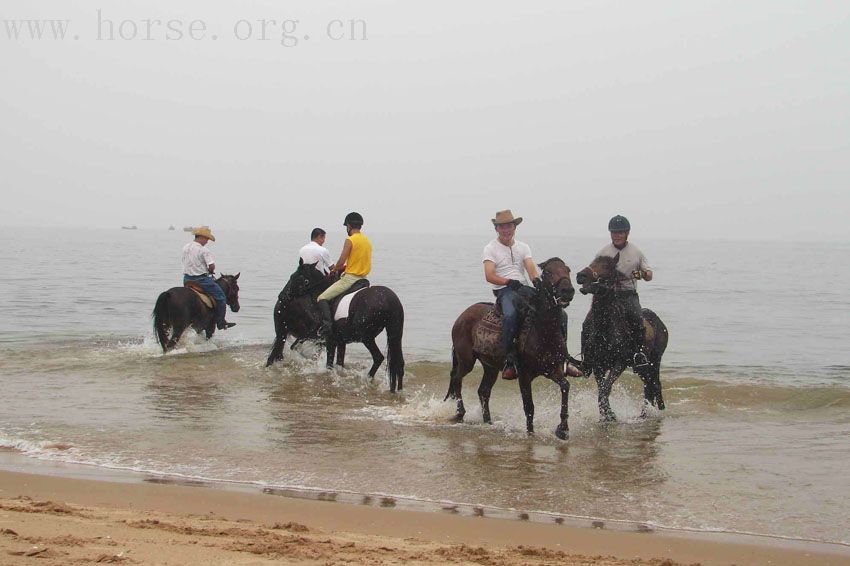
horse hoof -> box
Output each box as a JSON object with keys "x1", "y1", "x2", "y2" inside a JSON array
[
  {"x1": 555, "y1": 428, "x2": 569, "y2": 440},
  {"x1": 450, "y1": 414, "x2": 465, "y2": 424},
  {"x1": 600, "y1": 414, "x2": 617, "y2": 423}
]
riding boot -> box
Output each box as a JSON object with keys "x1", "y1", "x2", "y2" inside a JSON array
[
  {"x1": 317, "y1": 300, "x2": 333, "y2": 341},
  {"x1": 215, "y1": 303, "x2": 235, "y2": 330},
  {"x1": 502, "y1": 346, "x2": 519, "y2": 380}
]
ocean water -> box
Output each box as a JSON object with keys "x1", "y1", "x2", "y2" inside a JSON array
[{"x1": 0, "y1": 226, "x2": 848, "y2": 545}]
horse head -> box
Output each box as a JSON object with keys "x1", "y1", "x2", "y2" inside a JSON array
[
  {"x1": 217, "y1": 273, "x2": 241, "y2": 312},
  {"x1": 576, "y1": 254, "x2": 619, "y2": 296},
  {"x1": 288, "y1": 259, "x2": 328, "y2": 298},
  {"x1": 538, "y1": 257, "x2": 575, "y2": 308}
]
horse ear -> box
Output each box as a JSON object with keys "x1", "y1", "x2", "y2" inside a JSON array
[
  {"x1": 299, "y1": 258, "x2": 304, "y2": 266},
  {"x1": 235, "y1": 272, "x2": 240, "y2": 280}
]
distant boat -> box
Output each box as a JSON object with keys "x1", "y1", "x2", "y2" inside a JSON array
[
  {"x1": 183, "y1": 226, "x2": 194, "y2": 232},
  {"x1": 121, "y1": 225, "x2": 138, "y2": 230},
  {"x1": 168, "y1": 225, "x2": 175, "y2": 231}
]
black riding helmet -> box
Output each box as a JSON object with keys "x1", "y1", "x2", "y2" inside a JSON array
[
  {"x1": 344, "y1": 212, "x2": 364, "y2": 227},
  {"x1": 608, "y1": 215, "x2": 630, "y2": 232}
]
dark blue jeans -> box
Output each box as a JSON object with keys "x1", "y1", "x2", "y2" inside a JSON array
[
  {"x1": 184, "y1": 274, "x2": 227, "y2": 325},
  {"x1": 495, "y1": 285, "x2": 535, "y2": 353}
]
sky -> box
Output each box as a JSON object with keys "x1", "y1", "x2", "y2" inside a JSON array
[{"x1": 1, "y1": 0, "x2": 849, "y2": 241}]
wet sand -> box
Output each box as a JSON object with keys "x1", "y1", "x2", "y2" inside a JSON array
[{"x1": 0, "y1": 470, "x2": 847, "y2": 565}]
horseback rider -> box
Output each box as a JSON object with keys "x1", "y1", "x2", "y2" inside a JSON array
[
  {"x1": 182, "y1": 226, "x2": 236, "y2": 330},
  {"x1": 316, "y1": 212, "x2": 372, "y2": 340},
  {"x1": 591, "y1": 215, "x2": 652, "y2": 366},
  {"x1": 483, "y1": 210, "x2": 541, "y2": 380},
  {"x1": 299, "y1": 228, "x2": 334, "y2": 275}
]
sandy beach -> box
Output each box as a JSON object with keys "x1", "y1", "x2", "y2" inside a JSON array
[{"x1": 0, "y1": 469, "x2": 846, "y2": 566}]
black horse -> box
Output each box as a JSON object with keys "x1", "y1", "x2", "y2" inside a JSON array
[
  {"x1": 576, "y1": 255, "x2": 668, "y2": 421},
  {"x1": 444, "y1": 258, "x2": 577, "y2": 439},
  {"x1": 265, "y1": 261, "x2": 405, "y2": 392},
  {"x1": 152, "y1": 274, "x2": 241, "y2": 353}
]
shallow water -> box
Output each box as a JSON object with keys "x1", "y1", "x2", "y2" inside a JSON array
[{"x1": 0, "y1": 227, "x2": 848, "y2": 544}]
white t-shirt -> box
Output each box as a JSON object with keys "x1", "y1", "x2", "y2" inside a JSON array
[
  {"x1": 483, "y1": 238, "x2": 533, "y2": 290},
  {"x1": 596, "y1": 242, "x2": 650, "y2": 291},
  {"x1": 298, "y1": 241, "x2": 333, "y2": 274},
  {"x1": 182, "y1": 241, "x2": 214, "y2": 276}
]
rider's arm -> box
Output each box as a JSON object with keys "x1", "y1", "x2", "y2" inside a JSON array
[
  {"x1": 207, "y1": 263, "x2": 215, "y2": 275},
  {"x1": 642, "y1": 269, "x2": 653, "y2": 281},
  {"x1": 523, "y1": 257, "x2": 539, "y2": 282},
  {"x1": 484, "y1": 261, "x2": 511, "y2": 286},
  {"x1": 331, "y1": 239, "x2": 353, "y2": 273}
]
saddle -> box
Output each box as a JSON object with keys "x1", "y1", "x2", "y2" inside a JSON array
[
  {"x1": 329, "y1": 278, "x2": 370, "y2": 319},
  {"x1": 472, "y1": 303, "x2": 532, "y2": 358},
  {"x1": 184, "y1": 281, "x2": 215, "y2": 309}
]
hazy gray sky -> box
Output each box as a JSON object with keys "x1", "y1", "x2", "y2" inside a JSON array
[{"x1": 2, "y1": 1, "x2": 848, "y2": 240}]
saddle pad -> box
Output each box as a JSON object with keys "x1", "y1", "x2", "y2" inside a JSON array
[
  {"x1": 472, "y1": 307, "x2": 533, "y2": 358},
  {"x1": 185, "y1": 282, "x2": 215, "y2": 309},
  {"x1": 334, "y1": 288, "x2": 367, "y2": 321}
]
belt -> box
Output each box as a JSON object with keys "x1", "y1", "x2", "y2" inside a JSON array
[{"x1": 184, "y1": 273, "x2": 210, "y2": 278}]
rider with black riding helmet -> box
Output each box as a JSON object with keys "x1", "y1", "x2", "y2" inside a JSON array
[
  {"x1": 591, "y1": 215, "x2": 653, "y2": 366},
  {"x1": 316, "y1": 212, "x2": 372, "y2": 340}
]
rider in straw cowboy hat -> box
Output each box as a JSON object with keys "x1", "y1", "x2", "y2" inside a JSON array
[
  {"x1": 483, "y1": 210, "x2": 540, "y2": 380},
  {"x1": 182, "y1": 226, "x2": 236, "y2": 330},
  {"x1": 483, "y1": 210, "x2": 582, "y2": 380}
]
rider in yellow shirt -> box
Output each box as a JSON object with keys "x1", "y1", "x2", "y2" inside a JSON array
[{"x1": 316, "y1": 212, "x2": 372, "y2": 339}]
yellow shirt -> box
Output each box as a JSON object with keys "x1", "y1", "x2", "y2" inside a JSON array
[{"x1": 345, "y1": 232, "x2": 372, "y2": 277}]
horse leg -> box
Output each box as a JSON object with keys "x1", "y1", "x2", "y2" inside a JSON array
[
  {"x1": 518, "y1": 376, "x2": 535, "y2": 435},
  {"x1": 167, "y1": 323, "x2": 188, "y2": 351},
  {"x1": 265, "y1": 303, "x2": 288, "y2": 367},
  {"x1": 550, "y1": 376, "x2": 571, "y2": 440},
  {"x1": 477, "y1": 365, "x2": 499, "y2": 424},
  {"x1": 336, "y1": 343, "x2": 346, "y2": 369},
  {"x1": 597, "y1": 365, "x2": 624, "y2": 422},
  {"x1": 447, "y1": 349, "x2": 475, "y2": 424},
  {"x1": 325, "y1": 341, "x2": 335, "y2": 369},
  {"x1": 362, "y1": 336, "x2": 386, "y2": 384}
]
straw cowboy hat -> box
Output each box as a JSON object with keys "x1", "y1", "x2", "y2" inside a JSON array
[
  {"x1": 491, "y1": 210, "x2": 523, "y2": 226},
  {"x1": 191, "y1": 226, "x2": 216, "y2": 241}
]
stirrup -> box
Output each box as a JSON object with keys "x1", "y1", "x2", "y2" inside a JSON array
[{"x1": 633, "y1": 351, "x2": 649, "y2": 368}]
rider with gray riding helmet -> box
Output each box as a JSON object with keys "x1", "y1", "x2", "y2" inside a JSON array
[
  {"x1": 182, "y1": 226, "x2": 236, "y2": 330},
  {"x1": 316, "y1": 212, "x2": 372, "y2": 340},
  {"x1": 591, "y1": 215, "x2": 652, "y2": 366}
]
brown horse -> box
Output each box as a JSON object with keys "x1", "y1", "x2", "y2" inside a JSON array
[
  {"x1": 575, "y1": 255, "x2": 668, "y2": 421},
  {"x1": 444, "y1": 258, "x2": 576, "y2": 440},
  {"x1": 152, "y1": 274, "x2": 241, "y2": 353}
]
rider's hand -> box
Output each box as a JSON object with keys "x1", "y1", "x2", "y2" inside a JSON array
[
  {"x1": 506, "y1": 279, "x2": 524, "y2": 291},
  {"x1": 531, "y1": 277, "x2": 542, "y2": 290}
]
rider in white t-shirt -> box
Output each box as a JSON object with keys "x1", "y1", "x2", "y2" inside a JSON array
[
  {"x1": 298, "y1": 228, "x2": 333, "y2": 275},
  {"x1": 483, "y1": 210, "x2": 540, "y2": 380}
]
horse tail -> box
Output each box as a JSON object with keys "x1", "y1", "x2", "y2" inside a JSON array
[
  {"x1": 153, "y1": 291, "x2": 171, "y2": 352},
  {"x1": 444, "y1": 347, "x2": 461, "y2": 401},
  {"x1": 385, "y1": 292, "x2": 405, "y2": 391}
]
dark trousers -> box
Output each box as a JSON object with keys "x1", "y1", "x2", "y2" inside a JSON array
[
  {"x1": 619, "y1": 291, "x2": 645, "y2": 353},
  {"x1": 184, "y1": 274, "x2": 227, "y2": 325},
  {"x1": 495, "y1": 285, "x2": 535, "y2": 353}
]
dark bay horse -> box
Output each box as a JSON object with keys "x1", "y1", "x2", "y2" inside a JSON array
[
  {"x1": 576, "y1": 255, "x2": 668, "y2": 421},
  {"x1": 265, "y1": 261, "x2": 405, "y2": 392},
  {"x1": 444, "y1": 258, "x2": 576, "y2": 440},
  {"x1": 153, "y1": 274, "x2": 241, "y2": 353}
]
